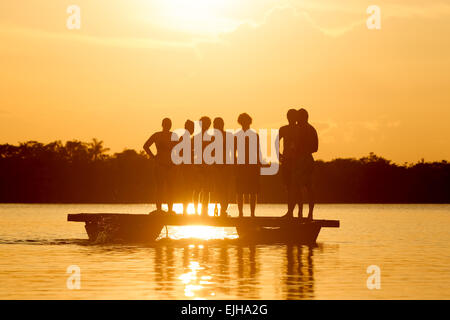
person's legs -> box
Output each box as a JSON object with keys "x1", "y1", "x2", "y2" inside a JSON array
[
  {"x1": 281, "y1": 163, "x2": 295, "y2": 218},
  {"x1": 306, "y1": 184, "x2": 314, "y2": 220},
  {"x1": 167, "y1": 168, "x2": 175, "y2": 212},
  {"x1": 156, "y1": 199, "x2": 162, "y2": 211},
  {"x1": 304, "y1": 156, "x2": 315, "y2": 220},
  {"x1": 243, "y1": 193, "x2": 250, "y2": 215},
  {"x1": 220, "y1": 200, "x2": 229, "y2": 216},
  {"x1": 154, "y1": 165, "x2": 164, "y2": 211},
  {"x1": 250, "y1": 193, "x2": 257, "y2": 217},
  {"x1": 192, "y1": 166, "x2": 202, "y2": 214},
  {"x1": 192, "y1": 190, "x2": 199, "y2": 214},
  {"x1": 284, "y1": 185, "x2": 296, "y2": 218},
  {"x1": 167, "y1": 186, "x2": 173, "y2": 212},
  {"x1": 219, "y1": 167, "x2": 232, "y2": 216},
  {"x1": 237, "y1": 193, "x2": 244, "y2": 217},
  {"x1": 199, "y1": 190, "x2": 204, "y2": 215},
  {"x1": 218, "y1": 183, "x2": 228, "y2": 216},
  {"x1": 201, "y1": 189, "x2": 209, "y2": 216},
  {"x1": 182, "y1": 168, "x2": 190, "y2": 215},
  {"x1": 297, "y1": 187, "x2": 304, "y2": 218},
  {"x1": 212, "y1": 180, "x2": 220, "y2": 216},
  {"x1": 182, "y1": 200, "x2": 188, "y2": 214},
  {"x1": 160, "y1": 178, "x2": 170, "y2": 212},
  {"x1": 159, "y1": 179, "x2": 168, "y2": 211}
]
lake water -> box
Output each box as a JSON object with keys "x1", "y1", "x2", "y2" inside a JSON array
[{"x1": 0, "y1": 203, "x2": 449, "y2": 299}]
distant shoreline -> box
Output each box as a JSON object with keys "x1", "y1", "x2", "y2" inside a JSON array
[{"x1": 1, "y1": 140, "x2": 449, "y2": 204}]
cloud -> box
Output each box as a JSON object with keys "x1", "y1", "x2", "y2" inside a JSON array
[
  {"x1": 3, "y1": 1, "x2": 450, "y2": 54},
  {"x1": 0, "y1": 24, "x2": 200, "y2": 51},
  {"x1": 319, "y1": 119, "x2": 403, "y2": 147},
  {"x1": 285, "y1": 0, "x2": 450, "y2": 36}
]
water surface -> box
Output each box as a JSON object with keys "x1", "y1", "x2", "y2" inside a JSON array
[{"x1": 0, "y1": 203, "x2": 449, "y2": 299}]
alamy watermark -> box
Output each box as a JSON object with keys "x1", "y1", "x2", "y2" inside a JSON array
[
  {"x1": 170, "y1": 122, "x2": 279, "y2": 176},
  {"x1": 366, "y1": 5, "x2": 381, "y2": 30},
  {"x1": 66, "y1": 265, "x2": 81, "y2": 289},
  {"x1": 65, "y1": 5, "x2": 381, "y2": 31},
  {"x1": 66, "y1": 5, "x2": 81, "y2": 30},
  {"x1": 366, "y1": 265, "x2": 381, "y2": 290}
]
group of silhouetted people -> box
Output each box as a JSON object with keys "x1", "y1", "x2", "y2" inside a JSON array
[
  {"x1": 143, "y1": 108, "x2": 318, "y2": 219},
  {"x1": 279, "y1": 109, "x2": 318, "y2": 219}
]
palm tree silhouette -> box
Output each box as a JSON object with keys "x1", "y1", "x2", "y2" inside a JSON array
[{"x1": 88, "y1": 138, "x2": 110, "y2": 161}]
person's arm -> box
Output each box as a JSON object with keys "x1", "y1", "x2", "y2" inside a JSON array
[
  {"x1": 143, "y1": 134, "x2": 156, "y2": 159},
  {"x1": 225, "y1": 131, "x2": 233, "y2": 164},
  {"x1": 255, "y1": 133, "x2": 260, "y2": 165},
  {"x1": 233, "y1": 134, "x2": 238, "y2": 165},
  {"x1": 311, "y1": 126, "x2": 319, "y2": 153},
  {"x1": 277, "y1": 127, "x2": 285, "y2": 162},
  {"x1": 190, "y1": 136, "x2": 195, "y2": 164}
]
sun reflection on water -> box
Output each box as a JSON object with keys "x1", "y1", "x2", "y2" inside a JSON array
[
  {"x1": 170, "y1": 225, "x2": 235, "y2": 240},
  {"x1": 179, "y1": 257, "x2": 216, "y2": 298},
  {"x1": 161, "y1": 203, "x2": 238, "y2": 241}
]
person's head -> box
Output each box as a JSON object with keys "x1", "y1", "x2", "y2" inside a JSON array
[
  {"x1": 162, "y1": 118, "x2": 172, "y2": 131},
  {"x1": 199, "y1": 116, "x2": 211, "y2": 132},
  {"x1": 237, "y1": 113, "x2": 252, "y2": 130},
  {"x1": 184, "y1": 119, "x2": 194, "y2": 135},
  {"x1": 297, "y1": 108, "x2": 309, "y2": 124},
  {"x1": 287, "y1": 109, "x2": 297, "y2": 125},
  {"x1": 213, "y1": 117, "x2": 224, "y2": 131}
]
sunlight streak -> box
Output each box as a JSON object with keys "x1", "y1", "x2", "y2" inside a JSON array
[
  {"x1": 179, "y1": 261, "x2": 204, "y2": 297},
  {"x1": 166, "y1": 203, "x2": 219, "y2": 216}
]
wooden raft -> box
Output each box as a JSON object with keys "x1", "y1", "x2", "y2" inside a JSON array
[{"x1": 68, "y1": 212, "x2": 339, "y2": 244}]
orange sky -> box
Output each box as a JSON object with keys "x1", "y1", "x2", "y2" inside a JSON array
[{"x1": 1, "y1": 0, "x2": 449, "y2": 163}]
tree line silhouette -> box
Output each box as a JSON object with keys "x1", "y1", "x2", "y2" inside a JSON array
[{"x1": 0, "y1": 139, "x2": 448, "y2": 203}]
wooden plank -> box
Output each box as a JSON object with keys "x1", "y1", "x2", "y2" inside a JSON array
[{"x1": 67, "y1": 213, "x2": 339, "y2": 228}]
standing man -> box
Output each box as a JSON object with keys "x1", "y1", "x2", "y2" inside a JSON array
[
  {"x1": 192, "y1": 116, "x2": 213, "y2": 216},
  {"x1": 294, "y1": 108, "x2": 318, "y2": 220},
  {"x1": 181, "y1": 119, "x2": 195, "y2": 215},
  {"x1": 143, "y1": 118, "x2": 178, "y2": 213},
  {"x1": 211, "y1": 117, "x2": 233, "y2": 217},
  {"x1": 278, "y1": 109, "x2": 300, "y2": 218},
  {"x1": 234, "y1": 113, "x2": 260, "y2": 217}
]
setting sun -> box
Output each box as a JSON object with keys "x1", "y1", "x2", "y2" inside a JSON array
[{"x1": 154, "y1": 0, "x2": 240, "y2": 34}]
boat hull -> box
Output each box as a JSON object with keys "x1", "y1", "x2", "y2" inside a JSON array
[
  {"x1": 236, "y1": 223, "x2": 322, "y2": 244},
  {"x1": 85, "y1": 217, "x2": 163, "y2": 243},
  {"x1": 67, "y1": 212, "x2": 339, "y2": 244}
]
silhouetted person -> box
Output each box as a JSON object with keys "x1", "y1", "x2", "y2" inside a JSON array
[
  {"x1": 294, "y1": 108, "x2": 318, "y2": 219},
  {"x1": 143, "y1": 118, "x2": 177, "y2": 212},
  {"x1": 181, "y1": 119, "x2": 195, "y2": 215},
  {"x1": 234, "y1": 113, "x2": 260, "y2": 217},
  {"x1": 192, "y1": 116, "x2": 212, "y2": 216},
  {"x1": 279, "y1": 109, "x2": 300, "y2": 218},
  {"x1": 212, "y1": 117, "x2": 233, "y2": 217}
]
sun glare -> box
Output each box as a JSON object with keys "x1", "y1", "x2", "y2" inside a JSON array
[
  {"x1": 171, "y1": 225, "x2": 232, "y2": 240},
  {"x1": 155, "y1": 0, "x2": 240, "y2": 35},
  {"x1": 168, "y1": 203, "x2": 218, "y2": 216},
  {"x1": 161, "y1": 203, "x2": 237, "y2": 240}
]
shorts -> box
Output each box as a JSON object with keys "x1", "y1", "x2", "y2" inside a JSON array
[
  {"x1": 235, "y1": 165, "x2": 260, "y2": 194},
  {"x1": 292, "y1": 154, "x2": 314, "y2": 188},
  {"x1": 280, "y1": 159, "x2": 294, "y2": 187},
  {"x1": 211, "y1": 165, "x2": 234, "y2": 202}
]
